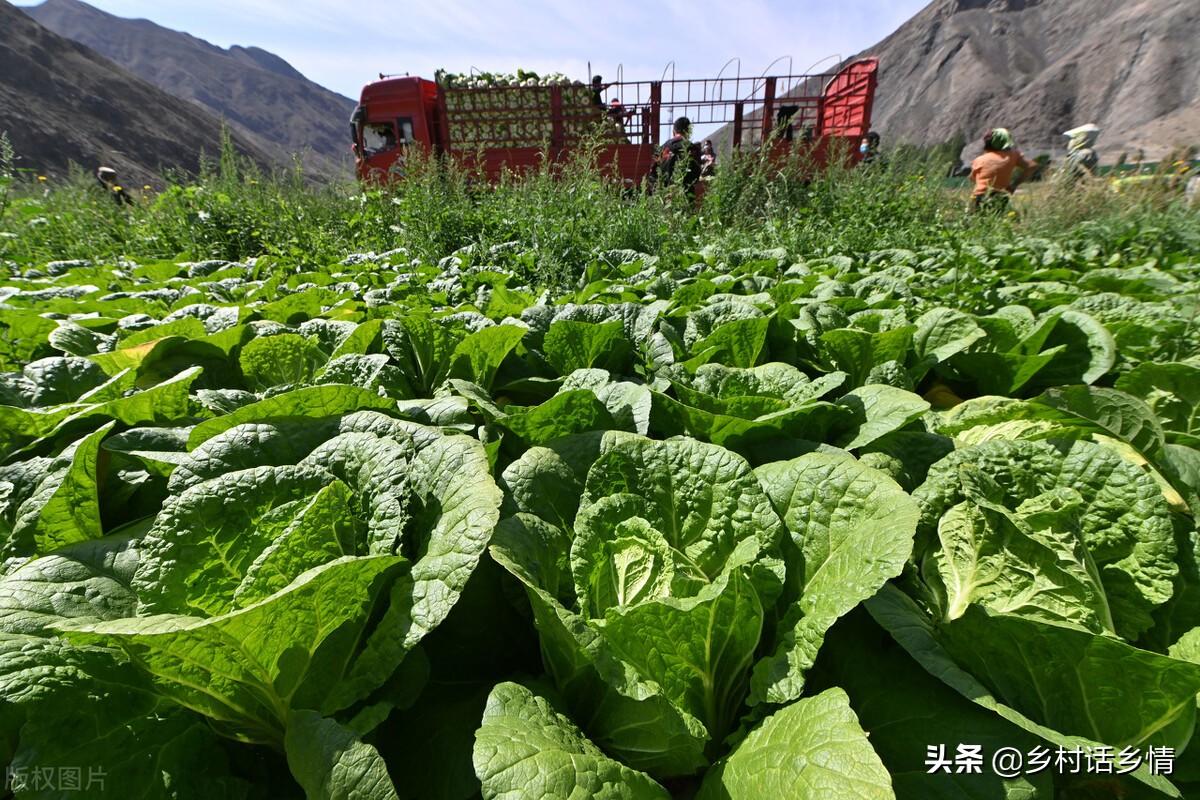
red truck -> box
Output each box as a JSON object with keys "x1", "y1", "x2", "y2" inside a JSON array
[{"x1": 350, "y1": 59, "x2": 878, "y2": 185}]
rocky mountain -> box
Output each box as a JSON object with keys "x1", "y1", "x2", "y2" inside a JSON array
[
  {"x1": 0, "y1": 0, "x2": 276, "y2": 184},
  {"x1": 23, "y1": 0, "x2": 356, "y2": 176},
  {"x1": 858, "y1": 0, "x2": 1200, "y2": 162}
]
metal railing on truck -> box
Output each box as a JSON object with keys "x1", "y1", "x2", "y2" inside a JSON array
[{"x1": 437, "y1": 61, "x2": 876, "y2": 153}]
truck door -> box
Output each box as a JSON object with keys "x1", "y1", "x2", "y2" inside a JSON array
[{"x1": 358, "y1": 116, "x2": 416, "y2": 179}]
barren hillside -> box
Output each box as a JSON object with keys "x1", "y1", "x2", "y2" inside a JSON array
[
  {"x1": 24, "y1": 0, "x2": 356, "y2": 177},
  {"x1": 0, "y1": 0, "x2": 275, "y2": 184},
  {"x1": 859, "y1": 0, "x2": 1200, "y2": 161}
]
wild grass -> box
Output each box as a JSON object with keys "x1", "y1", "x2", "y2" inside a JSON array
[{"x1": 0, "y1": 132, "x2": 1196, "y2": 282}]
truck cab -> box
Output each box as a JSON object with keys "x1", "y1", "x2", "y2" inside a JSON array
[{"x1": 350, "y1": 76, "x2": 440, "y2": 181}]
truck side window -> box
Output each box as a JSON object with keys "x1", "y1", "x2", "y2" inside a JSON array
[
  {"x1": 397, "y1": 118, "x2": 415, "y2": 144},
  {"x1": 363, "y1": 123, "x2": 398, "y2": 156}
]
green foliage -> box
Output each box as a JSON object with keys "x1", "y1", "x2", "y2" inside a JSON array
[
  {"x1": 5, "y1": 130, "x2": 1196, "y2": 285},
  {"x1": 0, "y1": 156, "x2": 1198, "y2": 799}
]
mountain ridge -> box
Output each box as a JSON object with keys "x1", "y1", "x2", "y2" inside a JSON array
[
  {"x1": 23, "y1": 0, "x2": 356, "y2": 177},
  {"x1": 0, "y1": 0, "x2": 277, "y2": 184},
  {"x1": 855, "y1": 0, "x2": 1200, "y2": 161}
]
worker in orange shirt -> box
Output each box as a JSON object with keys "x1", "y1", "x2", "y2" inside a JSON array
[{"x1": 970, "y1": 128, "x2": 1038, "y2": 212}]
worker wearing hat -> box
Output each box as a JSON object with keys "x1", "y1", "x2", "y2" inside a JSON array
[
  {"x1": 96, "y1": 166, "x2": 133, "y2": 206},
  {"x1": 969, "y1": 128, "x2": 1039, "y2": 212},
  {"x1": 1060, "y1": 123, "x2": 1100, "y2": 184}
]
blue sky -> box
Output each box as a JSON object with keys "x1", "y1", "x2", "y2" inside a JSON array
[{"x1": 34, "y1": 0, "x2": 927, "y2": 99}]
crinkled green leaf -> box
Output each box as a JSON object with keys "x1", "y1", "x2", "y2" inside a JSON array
[
  {"x1": 928, "y1": 485, "x2": 1115, "y2": 633},
  {"x1": 689, "y1": 362, "x2": 844, "y2": 405},
  {"x1": 689, "y1": 317, "x2": 770, "y2": 368},
  {"x1": 47, "y1": 320, "x2": 114, "y2": 356},
  {"x1": 233, "y1": 480, "x2": 358, "y2": 607},
  {"x1": 500, "y1": 431, "x2": 607, "y2": 529},
  {"x1": 498, "y1": 390, "x2": 616, "y2": 446},
  {"x1": 450, "y1": 324, "x2": 526, "y2": 389},
  {"x1": 1116, "y1": 362, "x2": 1200, "y2": 447},
  {"x1": 299, "y1": 432, "x2": 413, "y2": 555},
  {"x1": 867, "y1": 585, "x2": 1183, "y2": 797},
  {"x1": 321, "y1": 433, "x2": 501, "y2": 711},
  {"x1": 819, "y1": 326, "x2": 912, "y2": 388},
  {"x1": 543, "y1": 319, "x2": 632, "y2": 375},
  {"x1": 649, "y1": 389, "x2": 849, "y2": 454},
  {"x1": 2, "y1": 356, "x2": 109, "y2": 407},
  {"x1": 60, "y1": 555, "x2": 406, "y2": 743},
  {"x1": 118, "y1": 316, "x2": 209, "y2": 348},
  {"x1": 835, "y1": 384, "x2": 930, "y2": 450},
  {"x1": 133, "y1": 463, "x2": 334, "y2": 615},
  {"x1": 697, "y1": 687, "x2": 893, "y2": 800},
  {"x1": 1030, "y1": 385, "x2": 1165, "y2": 455},
  {"x1": 581, "y1": 433, "x2": 783, "y2": 580},
  {"x1": 381, "y1": 317, "x2": 461, "y2": 396},
  {"x1": 7, "y1": 422, "x2": 113, "y2": 557},
  {"x1": 473, "y1": 682, "x2": 669, "y2": 800},
  {"x1": 0, "y1": 533, "x2": 141, "y2": 634},
  {"x1": 599, "y1": 560, "x2": 764, "y2": 742},
  {"x1": 482, "y1": 556, "x2": 710, "y2": 776},
  {"x1": 285, "y1": 709, "x2": 399, "y2": 800},
  {"x1": 912, "y1": 307, "x2": 988, "y2": 365},
  {"x1": 239, "y1": 333, "x2": 327, "y2": 391},
  {"x1": 560, "y1": 369, "x2": 652, "y2": 435},
  {"x1": 750, "y1": 454, "x2": 917, "y2": 704},
  {"x1": 915, "y1": 439, "x2": 1177, "y2": 640},
  {"x1": 317, "y1": 353, "x2": 412, "y2": 396},
  {"x1": 187, "y1": 385, "x2": 394, "y2": 448}
]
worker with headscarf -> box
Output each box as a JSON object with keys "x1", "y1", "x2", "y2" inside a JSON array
[
  {"x1": 96, "y1": 166, "x2": 133, "y2": 206},
  {"x1": 969, "y1": 128, "x2": 1039, "y2": 212},
  {"x1": 1060, "y1": 123, "x2": 1100, "y2": 183}
]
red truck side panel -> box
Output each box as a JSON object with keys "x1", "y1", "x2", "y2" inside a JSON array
[
  {"x1": 354, "y1": 59, "x2": 880, "y2": 184},
  {"x1": 820, "y1": 59, "x2": 878, "y2": 140}
]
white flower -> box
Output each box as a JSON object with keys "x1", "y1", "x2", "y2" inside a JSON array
[{"x1": 197, "y1": 210, "x2": 211, "y2": 222}]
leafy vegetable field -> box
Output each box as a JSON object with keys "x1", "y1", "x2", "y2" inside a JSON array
[{"x1": 1, "y1": 236, "x2": 1199, "y2": 800}]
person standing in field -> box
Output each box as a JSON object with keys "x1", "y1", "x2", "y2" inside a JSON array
[
  {"x1": 700, "y1": 139, "x2": 716, "y2": 178},
  {"x1": 970, "y1": 128, "x2": 1038, "y2": 212},
  {"x1": 591, "y1": 75, "x2": 612, "y2": 108},
  {"x1": 1059, "y1": 123, "x2": 1100, "y2": 184},
  {"x1": 650, "y1": 117, "x2": 702, "y2": 199},
  {"x1": 96, "y1": 166, "x2": 133, "y2": 206},
  {"x1": 858, "y1": 131, "x2": 882, "y2": 166},
  {"x1": 607, "y1": 98, "x2": 634, "y2": 142}
]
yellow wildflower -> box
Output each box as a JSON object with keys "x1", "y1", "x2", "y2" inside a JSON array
[{"x1": 37, "y1": 175, "x2": 47, "y2": 182}]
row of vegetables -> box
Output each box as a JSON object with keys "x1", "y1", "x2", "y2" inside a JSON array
[
  {"x1": 0, "y1": 239, "x2": 1198, "y2": 798},
  {"x1": 441, "y1": 78, "x2": 604, "y2": 148}
]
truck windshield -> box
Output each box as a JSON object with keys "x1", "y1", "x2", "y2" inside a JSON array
[{"x1": 363, "y1": 123, "x2": 397, "y2": 156}]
